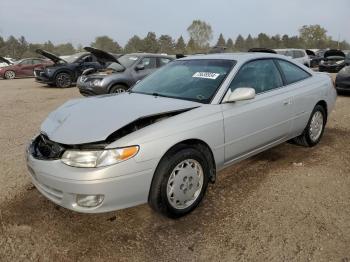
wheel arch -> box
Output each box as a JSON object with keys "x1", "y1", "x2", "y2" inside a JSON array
[
  {"x1": 53, "y1": 69, "x2": 75, "y2": 80},
  {"x1": 152, "y1": 139, "x2": 217, "y2": 187},
  {"x1": 107, "y1": 81, "x2": 129, "y2": 93},
  {"x1": 316, "y1": 100, "x2": 328, "y2": 118}
]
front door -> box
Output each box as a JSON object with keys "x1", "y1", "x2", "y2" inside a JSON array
[
  {"x1": 222, "y1": 59, "x2": 293, "y2": 163},
  {"x1": 133, "y1": 57, "x2": 158, "y2": 81}
]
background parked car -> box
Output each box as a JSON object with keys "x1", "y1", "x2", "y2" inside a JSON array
[
  {"x1": 34, "y1": 48, "x2": 119, "y2": 88},
  {"x1": 77, "y1": 53, "x2": 174, "y2": 96},
  {"x1": 335, "y1": 66, "x2": 350, "y2": 93},
  {"x1": 0, "y1": 57, "x2": 15, "y2": 68},
  {"x1": 319, "y1": 49, "x2": 346, "y2": 73},
  {"x1": 306, "y1": 49, "x2": 325, "y2": 68},
  {"x1": 275, "y1": 49, "x2": 310, "y2": 67},
  {"x1": 0, "y1": 58, "x2": 51, "y2": 79},
  {"x1": 345, "y1": 52, "x2": 350, "y2": 66}
]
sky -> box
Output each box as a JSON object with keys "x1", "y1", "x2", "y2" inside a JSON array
[{"x1": 0, "y1": 0, "x2": 349, "y2": 47}]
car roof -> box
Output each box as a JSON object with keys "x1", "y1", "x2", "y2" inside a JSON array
[
  {"x1": 179, "y1": 52, "x2": 288, "y2": 62},
  {"x1": 127, "y1": 53, "x2": 174, "y2": 58}
]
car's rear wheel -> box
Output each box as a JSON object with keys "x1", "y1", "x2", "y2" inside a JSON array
[
  {"x1": 110, "y1": 84, "x2": 128, "y2": 94},
  {"x1": 55, "y1": 72, "x2": 72, "y2": 88},
  {"x1": 293, "y1": 105, "x2": 326, "y2": 147},
  {"x1": 149, "y1": 146, "x2": 210, "y2": 218},
  {"x1": 4, "y1": 70, "x2": 15, "y2": 79}
]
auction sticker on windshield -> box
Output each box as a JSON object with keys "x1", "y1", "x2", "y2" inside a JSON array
[{"x1": 192, "y1": 72, "x2": 220, "y2": 79}]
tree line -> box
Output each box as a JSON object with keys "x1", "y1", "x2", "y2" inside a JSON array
[{"x1": 0, "y1": 21, "x2": 349, "y2": 59}]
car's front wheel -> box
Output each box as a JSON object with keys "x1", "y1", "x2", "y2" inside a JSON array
[
  {"x1": 4, "y1": 70, "x2": 16, "y2": 79},
  {"x1": 110, "y1": 84, "x2": 128, "y2": 94},
  {"x1": 149, "y1": 146, "x2": 210, "y2": 218},
  {"x1": 55, "y1": 72, "x2": 72, "y2": 88},
  {"x1": 293, "y1": 104, "x2": 326, "y2": 147}
]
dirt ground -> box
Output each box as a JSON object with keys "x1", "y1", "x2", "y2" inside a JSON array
[{"x1": 0, "y1": 78, "x2": 349, "y2": 262}]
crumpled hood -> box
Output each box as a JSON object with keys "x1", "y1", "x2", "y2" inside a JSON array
[{"x1": 41, "y1": 93, "x2": 200, "y2": 145}]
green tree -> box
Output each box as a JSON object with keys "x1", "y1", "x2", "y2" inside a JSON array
[
  {"x1": 186, "y1": 37, "x2": 199, "y2": 54},
  {"x1": 175, "y1": 36, "x2": 186, "y2": 54},
  {"x1": 17, "y1": 36, "x2": 28, "y2": 58},
  {"x1": 158, "y1": 34, "x2": 175, "y2": 54},
  {"x1": 299, "y1": 25, "x2": 328, "y2": 49},
  {"x1": 42, "y1": 41, "x2": 55, "y2": 52},
  {"x1": 270, "y1": 34, "x2": 282, "y2": 48},
  {"x1": 91, "y1": 36, "x2": 121, "y2": 53},
  {"x1": 235, "y1": 35, "x2": 245, "y2": 51},
  {"x1": 187, "y1": 20, "x2": 213, "y2": 49},
  {"x1": 245, "y1": 34, "x2": 254, "y2": 50},
  {"x1": 141, "y1": 32, "x2": 159, "y2": 53},
  {"x1": 281, "y1": 34, "x2": 290, "y2": 48},
  {"x1": 124, "y1": 35, "x2": 143, "y2": 53},
  {"x1": 55, "y1": 43, "x2": 76, "y2": 55},
  {"x1": 216, "y1": 33, "x2": 226, "y2": 47},
  {"x1": 226, "y1": 38, "x2": 234, "y2": 52},
  {"x1": 257, "y1": 33, "x2": 271, "y2": 48},
  {"x1": 4, "y1": 36, "x2": 21, "y2": 58}
]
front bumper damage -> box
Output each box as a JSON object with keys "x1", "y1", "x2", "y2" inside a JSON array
[{"x1": 26, "y1": 135, "x2": 156, "y2": 213}]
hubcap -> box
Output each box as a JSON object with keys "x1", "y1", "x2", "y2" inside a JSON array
[
  {"x1": 5, "y1": 71, "x2": 15, "y2": 79},
  {"x1": 166, "y1": 159, "x2": 204, "y2": 210},
  {"x1": 57, "y1": 74, "x2": 71, "y2": 87},
  {"x1": 309, "y1": 111, "x2": 323, "y2": 142},
  {"x1": 115, "y1": 88, "x2": 126, "y2": 93}
]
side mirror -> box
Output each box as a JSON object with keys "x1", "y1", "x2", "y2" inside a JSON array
[
  {"x1": 135, "y1": 64, "x2": 145, "y2": 71},
  {"x1": 223, "y1": 87, "x2": 255, "y2": 103}
]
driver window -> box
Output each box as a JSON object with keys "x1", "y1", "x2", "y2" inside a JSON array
[
  {"x1": 228, "y1": 59, "x2": 283, "y2": 94},
  {"x1": 20, "y1": 60, "x2": 32, "y2": 65},
  {"x1": 139, "y1": 57, "x2": 157, "y2": 69},
  {"x1": 81, "y1": 55, "x2": 93, "y2": 63}
]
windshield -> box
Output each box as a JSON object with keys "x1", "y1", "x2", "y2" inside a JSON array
[
  {"x1": 13, "y1": 59, "x2": 25, "y2": 65},
  {"x1": 64, "y1": 53, "x2": 86, "y2": 63},
  {"x1": 107, "y1": 62, "x2": 125, "y2": 72},
  {"x1": 117, "y1": 55, "x2": 140, "y2": 67},
  {"x1": 131, "y1": 59, "x2": 235, "y2": 104}
]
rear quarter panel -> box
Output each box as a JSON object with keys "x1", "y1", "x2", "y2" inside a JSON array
[{"x1": 290, "y1": 72, "x2": 336, "y2": 137}]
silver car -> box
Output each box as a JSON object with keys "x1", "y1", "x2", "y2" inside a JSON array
[{"x1": 26, "y1": 53, "x2": 336, "y2": 218}]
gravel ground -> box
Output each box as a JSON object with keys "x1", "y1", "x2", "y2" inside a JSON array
[{"x1": 0, "y1": 78, "x2": 349, "y2": 262}]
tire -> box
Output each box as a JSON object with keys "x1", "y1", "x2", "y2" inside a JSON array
[
  {"x1": 293, "y1": 105, "x2": 326, "y2": 147},
  {"x1": 110, "y1": 84, "x2": 128, "y2": 94},
  {"x1": 149, "y1": 145, "x2": 210, "y2": 218},
  {"x1": 4, "y1": 70, "x2": 15, "y2": 79},
  {"x1": 55, "y1": 72, "x2": 72, "y2": 88}
]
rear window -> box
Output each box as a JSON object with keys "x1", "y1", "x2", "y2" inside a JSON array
[
  {"x1": 293, "y1": 51, "x2": 305, "y2": 58},
  {"x1": 277, "y1": 60, "x2": 311, "y2": 84}
]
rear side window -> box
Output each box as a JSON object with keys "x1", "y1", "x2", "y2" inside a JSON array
[
  {"x1": 140, "y1": 57, "x2": 157, "y2": 69},
  {"x1": 277, "y1": 60, "x2": 311, "y2": 84},
  {"x1": 158, "y1": 58, "x2": 172, "y2": 67},
  {"x1": 33, "y1": 59, "x2": 43, "y2": 64},
  {"x1": 229, "y1": 59, "x2": 283, "y2": 94},
  {"x1": 293, "y1": 50, "x2": 305, "y2": 58}
]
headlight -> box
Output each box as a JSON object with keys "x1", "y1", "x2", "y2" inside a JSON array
[
  {"x1": 46, "y1": 68, "x2": 53, "y2": 74},
  {"x1": 91, "y1": 79, "x2": 103, "y2": 87},
  {"x1": 61, "y1": 146, "x2": 139, "y2": 168},
  {"x1": 336, "y1": 60, "x2": 344, "y2": 65}
]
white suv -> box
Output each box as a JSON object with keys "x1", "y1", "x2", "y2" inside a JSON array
[{"x1": 275, "y1": 49, "x2": 310, "y2": 67}]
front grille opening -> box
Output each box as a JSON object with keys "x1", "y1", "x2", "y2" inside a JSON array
[{"x1": 30, "y1": 134, "x2": 66, "y2": 160}]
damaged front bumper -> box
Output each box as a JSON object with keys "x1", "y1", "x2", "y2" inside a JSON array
[{"x1": 25, "y1": 137, "x2": 157, "y2": 213}]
